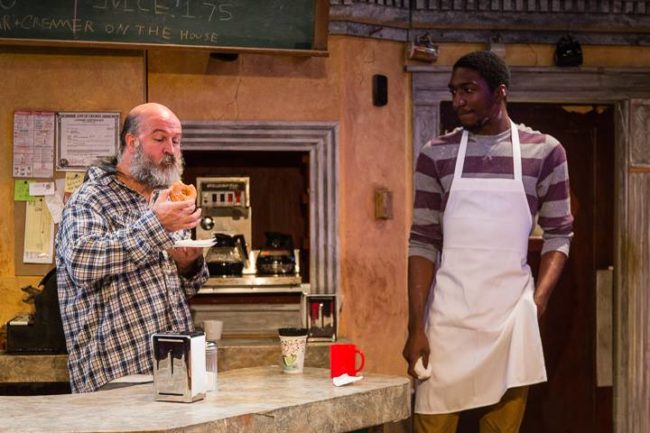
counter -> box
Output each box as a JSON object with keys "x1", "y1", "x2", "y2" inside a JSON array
[{"x1": 0, "y1": 366, "x2": 411, "y2": 433}]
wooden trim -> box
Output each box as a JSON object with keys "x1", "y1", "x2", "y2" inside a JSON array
[
  {"x1": 313, "y1": 0, "x2": 331, "y2": 51},
  {"x1": 630, "y1": 166, "x2": 650, "y2": 173},
  {"x1": 407, "y1": 66, "x2": 650, "y2": 102},
  {"x1": 328, "y1": 1, "x2": 650, "y2": 45},
  {"x1": 0, "y1": 37, "x2": 329, "y2": 57},
  {"x1": 614, "y1": 100, "x2": 630, "y2": 433}
]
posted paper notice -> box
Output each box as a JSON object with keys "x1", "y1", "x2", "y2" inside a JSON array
[
  {"x1": 12, "y1": 112, "x2": 55, "y2": 178},
  {"x1": 56, "y1": 112, "x2": 119, "y2": 170},
  {"x1": 23, "y1": 197, "x2": 54, "y2": 264}
]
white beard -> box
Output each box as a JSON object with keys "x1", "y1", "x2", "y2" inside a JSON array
[{"x1": 130, "y1": 141, "x2": 184, "y2": 189}]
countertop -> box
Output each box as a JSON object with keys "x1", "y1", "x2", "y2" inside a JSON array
[{"x1": 0, "y1": 366, "x2": 411, "y2": 433}]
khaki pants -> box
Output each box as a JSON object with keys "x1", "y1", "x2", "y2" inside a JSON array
[{"x1": 414, "y1": 386, "x2": 529, "y2": 433}]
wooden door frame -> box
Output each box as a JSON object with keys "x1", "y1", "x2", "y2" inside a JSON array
[{"x1": 407, "y1": 65, "x2": 650, "y2": 433}]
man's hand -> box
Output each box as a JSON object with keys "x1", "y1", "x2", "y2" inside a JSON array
[
  {"x1": 403, "y1": 327, "x2": 431, "y2": 380},
  {"x1": 151, "y1": 189, "x2": 202, "y2": 232},
  {"x1": 168, "y1": 247, "x2": 204, "y2": 277},
  {"x1": 534, "y1": 250, "x2": 568, "y2": 319},
  {"x1": 405, "y1": 255, "x2": 436, "y2": 380}
]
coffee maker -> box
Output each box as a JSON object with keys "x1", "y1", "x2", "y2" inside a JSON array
[
  {"x1": 196, "y1": 177, "x2": 252, "y2": 246},
  {"x1": 190, "y1": 178, "x2": 304, "y2": 338},
  {"x1": 193, "y1": 176, "x2": 303, "y2": 295}
]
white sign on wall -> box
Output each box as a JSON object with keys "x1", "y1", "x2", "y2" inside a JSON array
[
  {"x1": 12, "y1": 111, "x2": 55, "y2": 178},
  {"x1": 56, "y1": 112, "x2": 120, "y2": 171}
]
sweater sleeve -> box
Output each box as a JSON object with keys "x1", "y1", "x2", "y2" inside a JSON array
[
  {"x1": 409, "y1": 143, "x2": 443, "y2": 262},
  {"x1": 536, "y1": 138, "x2": 574, "y2": 256}
]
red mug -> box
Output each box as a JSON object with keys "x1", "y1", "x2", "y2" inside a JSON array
[{"x1": 329, "y1": 343, "x2": 365, "y2": 378}]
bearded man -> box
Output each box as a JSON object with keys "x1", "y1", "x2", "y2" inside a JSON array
[{"x1": 56, "y1": 103, "x2": 208, "y2": 393}]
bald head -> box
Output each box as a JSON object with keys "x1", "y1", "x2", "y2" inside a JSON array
[
  {"x1": 119, "y1": 103, "x2": 181, "y2": 156},
  {"x1": 129, "y1": 102, "x2": 178, "y2": 122}
]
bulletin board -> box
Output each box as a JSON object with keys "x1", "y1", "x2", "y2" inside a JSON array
[{"x1": 12, "y1": 112, "x2": 118, "y2": 276}]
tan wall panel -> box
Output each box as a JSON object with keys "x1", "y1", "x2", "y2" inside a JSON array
[
  {"x1": 335, "y1": 37, "x2": 410, "y2": 377},
  {"x1": 146, "y1": 46, "x2": 339, "y2": 121},
  {"x1": 0, "y1": 47, "x2": 145, "y2": 325}
]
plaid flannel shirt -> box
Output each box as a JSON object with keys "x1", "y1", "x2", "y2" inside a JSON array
[{"x1": 56, "y1": 165, "x2": 208, "y2": 393}]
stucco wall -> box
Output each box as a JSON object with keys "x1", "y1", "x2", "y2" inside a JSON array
[
  {"x1": 0, "y1": 37, "x2": 412, "y2": 377},
  {"x1": 145, "y1": 36, "x2": 410, "y2": 375},
  {"x1": 1, "y1": 39, "x2": 649, "y2": 378}
]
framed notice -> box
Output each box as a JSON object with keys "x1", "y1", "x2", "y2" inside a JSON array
[{"x1": 56, "y1": 112, "x2": 120, "y2": 171}]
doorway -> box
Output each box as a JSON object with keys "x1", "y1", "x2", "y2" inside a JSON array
[
  {"x1": 183, "y1": 150, "x2": 311, "y2": 284},
  {"x1": 180, "y1": 120, "x2": 339, "y2": 295},
  {"x1": 440, "y1": 102, "x2": 615, "y2": 433}
]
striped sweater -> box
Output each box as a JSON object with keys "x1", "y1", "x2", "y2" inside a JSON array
[{"x1": 409, "y1": 124, "x2": 574, "y2": 261}]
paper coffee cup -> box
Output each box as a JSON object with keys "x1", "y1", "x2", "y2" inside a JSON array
[
  {"x1": 203, "y1": 320, "x2": 223, "y2": 341},
  {"x1": 278, "y1": 327, "x2": 308, "y2": 374}
]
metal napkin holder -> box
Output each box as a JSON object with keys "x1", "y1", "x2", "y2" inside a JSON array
[{"x1": 151, "y1": 331, "x2": 206, "y2": 403}]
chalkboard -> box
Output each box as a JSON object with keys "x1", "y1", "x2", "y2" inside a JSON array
[{"x1": 0, "y1": 0, "x2": 328, "y2": 54}]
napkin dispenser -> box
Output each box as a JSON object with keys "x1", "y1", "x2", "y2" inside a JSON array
[{"x1": 151, "y1": 331, "x2": 206, "y2": 403}]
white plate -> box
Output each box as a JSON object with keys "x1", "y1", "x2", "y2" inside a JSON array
[{"x1": 173, "y1": 239, "x2": 215, "y2": 248}]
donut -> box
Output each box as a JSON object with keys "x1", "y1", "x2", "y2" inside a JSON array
[{"x1": 169, "y1": 180, "x2": 197, "y2": 202}]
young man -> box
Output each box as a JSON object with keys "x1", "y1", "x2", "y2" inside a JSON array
[
  {"x1": 56, "y1": 103, "x2": 208, "y2": 393},
  {"x1": 403, "y1": 51, "x2": 573, "y2": 432}
]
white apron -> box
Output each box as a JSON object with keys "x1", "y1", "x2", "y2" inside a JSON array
[{"x1": 415, "y1": 122, "x2": 546, "y2": 414}]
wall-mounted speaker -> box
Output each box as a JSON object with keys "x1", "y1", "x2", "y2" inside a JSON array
[{"x1": 372, "y1": 74, "x2": 388, "y2": 107}]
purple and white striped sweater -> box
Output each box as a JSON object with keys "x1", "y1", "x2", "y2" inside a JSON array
[{"x1": 409, "y1": 124, "x2": 574, "y2": 262}]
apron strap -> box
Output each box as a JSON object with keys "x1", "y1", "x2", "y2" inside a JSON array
[
  {"x1": 511, "y1": 121, "x2": 522, "y2": 182},
  {"x1": 453, "y1": 130, "x2": 469, "y2": 181},
  {"x1": 453, "y1": 122, "x2": 522, "y2": 182}
]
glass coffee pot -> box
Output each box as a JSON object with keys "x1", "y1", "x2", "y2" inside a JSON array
[
  {"x1": 256, "y1": 232, "x2": 296, "y2": 275},
  {"x1": 205, "y1": 233, "x2": 248, "y2": 277}
]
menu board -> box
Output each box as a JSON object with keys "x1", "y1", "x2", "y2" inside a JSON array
[{"x1": 0, "y1": 0, "x2": 328, "y2": 54}]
